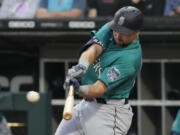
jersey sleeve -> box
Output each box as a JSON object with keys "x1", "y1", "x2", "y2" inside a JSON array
[
  {"x1": 78, "y1": 36, "x2": 104, "y2": 56},
  {"x1": 78, "y1": 23, "x2": 111, "y2": 56},
  {"x1": 98, "y1": 63, "x2": 135, "y2": 91},
  {"x1": 91, "y1": 23, "x2": 112, "y2": 49}
]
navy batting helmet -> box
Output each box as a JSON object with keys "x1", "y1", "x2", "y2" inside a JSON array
[{"x1": 108, "y1": 6, "x2": 143, "y2": 35}]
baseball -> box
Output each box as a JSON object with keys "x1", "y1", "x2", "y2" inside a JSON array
[{"x1": 26, "y1": 91, "x2": 40, "y2": 103}]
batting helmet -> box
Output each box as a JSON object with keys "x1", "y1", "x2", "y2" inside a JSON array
[{"x1": 108, "y1": 6, "x2": 143, "y2": 35}]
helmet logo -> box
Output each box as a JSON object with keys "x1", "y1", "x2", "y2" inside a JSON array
[{"x1": 118, "y1": 16, "x2": 125, "y2": 26}]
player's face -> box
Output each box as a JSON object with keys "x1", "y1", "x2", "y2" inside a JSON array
[{"x1": 113, "y1": 31, "x2": 140, "y2": 46}]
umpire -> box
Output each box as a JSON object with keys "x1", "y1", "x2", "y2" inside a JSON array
[{"x1": 55, "y1": 6, "x2": 143, "y2": 135}]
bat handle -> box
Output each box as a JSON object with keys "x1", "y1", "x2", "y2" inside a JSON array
[{"x1": 68, "y1": 85, "x2": 74, "y2": 96}]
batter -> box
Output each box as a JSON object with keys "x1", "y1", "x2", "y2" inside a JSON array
[{"x1": 55, "y1": 6, "x2": 143, "y2": 135}]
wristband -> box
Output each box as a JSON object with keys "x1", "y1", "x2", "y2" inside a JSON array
[
  {"x1": 79, "y1": 85, "x2": 89, "y2": 95},
  {"x1": 79, "y1": 59, "x2": 90, "y2": 69}
]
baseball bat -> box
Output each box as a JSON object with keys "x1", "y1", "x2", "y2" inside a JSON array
[{"x1": 63, "y1": 85, "x2": 74, "y2": 120}]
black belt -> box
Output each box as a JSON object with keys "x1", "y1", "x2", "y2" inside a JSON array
[{"x1": 85, "y1": 98, "x2": 128, "y2": 105}]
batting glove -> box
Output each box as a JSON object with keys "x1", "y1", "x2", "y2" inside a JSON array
[
  {"x1": 63, "y1": 77, "x2": 80, "y2": 92},
  {"x1": 67, "y1": 59, "x2": 89, "y2": 78},
  {"x1": 67, "y1": 64, "x2": 87, "y2": 78},
  {"x1": 63, "y1": 63, "x2": 86, "y2": 91}
]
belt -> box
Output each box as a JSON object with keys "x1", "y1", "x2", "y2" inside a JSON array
[{"x1": 85, "y1": 98, "x2": 128, "y2": 105}]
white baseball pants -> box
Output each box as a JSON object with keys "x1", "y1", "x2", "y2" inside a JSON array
[{"x1": 55, "y1": 99, "x2": 133, "y2": 135}]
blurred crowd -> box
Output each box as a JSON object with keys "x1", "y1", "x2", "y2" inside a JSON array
[{"x1": 0, "y1": 0, "x2": 179, "y2": 19}]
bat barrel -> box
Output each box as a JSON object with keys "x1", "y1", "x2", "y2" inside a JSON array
[
  {"x1": 63, "y1": 85, "x2": 74, "y2": 120},
  {"x1": 63, "y1": 112, "x2": 72, "y2": 120}
]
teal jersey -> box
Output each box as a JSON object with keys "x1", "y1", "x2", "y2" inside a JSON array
[
  {"x1": 172, "y1": 109, "x2": 180, "y2": 133},
  {"x1": 81, "y1": 23, "x2": 142, "y2": 99}
]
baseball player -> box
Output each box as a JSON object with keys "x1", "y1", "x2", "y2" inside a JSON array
[{"x1": 55, "y1": 6, "x2": 143, "y2": 135}]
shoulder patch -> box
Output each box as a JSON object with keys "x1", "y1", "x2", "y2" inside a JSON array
[{"x1": 107, "y1": 67, "x2": 120, "y2": 82}]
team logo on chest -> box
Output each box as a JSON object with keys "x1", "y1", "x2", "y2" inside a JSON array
[
  {"x1": 93, "y1": 59, "x2": 102, "y2": 76},
  {"x1": 107, "y1": 67, "x2": 120, "y2": 81}
]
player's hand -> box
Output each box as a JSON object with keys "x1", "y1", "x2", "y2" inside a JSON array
[
  {"x1": 67, "y1": 64, "x2": 88, "y2": 78},
  {"x1": 63, "y1": 77, "x2": 80, "y2": 92}
]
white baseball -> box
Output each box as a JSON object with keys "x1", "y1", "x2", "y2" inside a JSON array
[{"x1": 26, "y1": 91, "x2": 40, "y2": 103}]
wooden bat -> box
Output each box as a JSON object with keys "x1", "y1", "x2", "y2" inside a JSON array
[{"x1": 63, "y1": 85, "x2": 74, "y2": 120}]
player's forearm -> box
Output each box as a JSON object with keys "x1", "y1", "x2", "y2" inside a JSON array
[
  {"x1": 79, "y1": 46, "x2": 97, "y2": 66},
  {"x1": 79, "y1": 80, "x2": 107, "y2": 99},
  {"x1": 79, "y1": 44, "x2": 103, "y2": 66}
]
